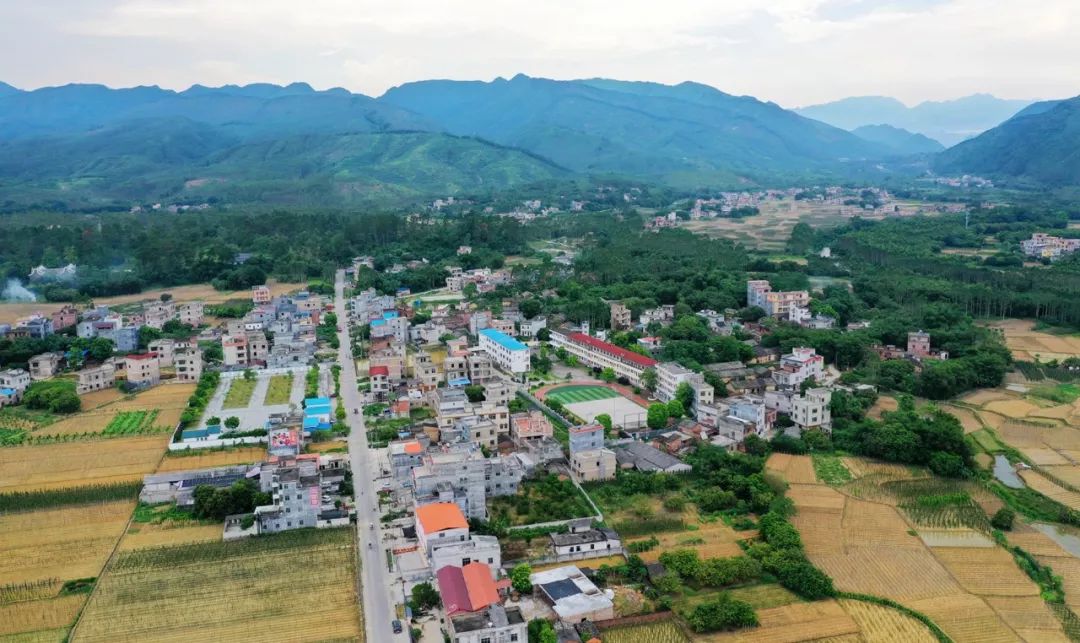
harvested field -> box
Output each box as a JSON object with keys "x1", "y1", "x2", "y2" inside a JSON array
[
  {"x1": 838, "y1": 598, "x2": 937, "y2": 642},
  {"x1": 304, "y1": 441, "x2": 348, "y2": 453},
  {"x1": 932, "y1": 547, "x2": 1040, "y2": 596},
  {"x1": 985, "y1": 596, "x2": 1070, "y2": 642},
  {"x1": 79, "y1": 388, "x2": 127, "y2": 409},
  {"x1": 946, "y1": 405, "x2": 984, "y2": 433},
  {"x1": 631, "y1": 521, "x2": 745, "y2": 563},
  {"x1": 787, "y1": 484, "x2": 845, "y2": 512},
  {"x1": 842, "y1": 499, "x2": 920, "y2": 547},
  {"x1": 0, "y1": 501, "x2": 134, "y2": 584},
  {"x1": 1018, "y1": 470, "x2": 1080, "y2": 509},
  {"x1": 816, "y1": 546, "x2": 963, "y2": 601},
  {"x1": 867, "y1": 395, "x2": 898, "y2": 420},
  {"x1": 600, "y1": 619, "x2": 689, "y2": 643},
  {"x1": 0, "y1": 594, "x2": 84, "y2": 639},
  {"x1": 156, "y1": 447, "x2": 266, "y2": 472},
  {"x1": 985, "y1": 399, "x2": 1042, "y2": 419},
  {"x1": 1020, "y1": 448, "x2": 1070, "y2": 465},
  {"x1": 75, "y1": 528, "x2": 361, "y2": 643},
  {"x1": 960, "y1": 389, "x2": 1017, "y2": 406},
  {"x1": 118, "y1": 523, "x2": 223, "y2": 551},
  {"x1": 840, "y1": 457, "x2": 918, "y2": 481},
  {"x1": 909, "y1": 594, "x2": 1020, "y2": 643},
  {"x1": 1008, "y1": 529, "x2": 1071, "y2": 558},
  {"x1": 0, "y1": 281, "x2": 303, "y2": 326},
  {"x1": 764, "y1": 453, "x2": 817, "y2": 484},
  {"x1": 1037, "y1": 555, "x2": 1080, "y2": 612},
  {"x1": 700, "y1": 600, "x2": 858, "y2": 642},
  {"x1": 988, "y1": 319, "x2": 1080, "y2": 361},
  {"x1": 792, "y1": 507, "x2": 846, "y2": 556},
  {"x1": 1042, "y1": 464, "x2": 1080, "y2": 487},
  {"x1": 727, "y1": 584, "x2": 801, "y2": 610},
  {"x1": 0, "y1": 436, "x2": 169, "y2": 492}
]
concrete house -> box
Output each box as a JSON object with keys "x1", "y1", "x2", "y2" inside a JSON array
[
  {"x1": 51, "y1": 305, "x2": 79, "y2": 331},
  {"x1": 148, "y1": 338, "x2": 176, "y2": 367},
  {"x1": 76, "y1": 363, "x2": 116, "y2": 394},
  {"x1": 28, "y1": 352, "x2": 63, "y2": 380},
  {"x1": 124, "y1": 353, "x2": 161, "y2": 386},
  {"x1": 174, "y1": 348, "x2": 203, "y2": 383},
  {"x1": 177, "y1": 301, "x2": 205, "y2": 326},
  {"x1": 416, "y1": 502, "x2": 470, "y2": 558},
  {"x1": 478, "y1": 328, "x2": 530, "y2": 375}
]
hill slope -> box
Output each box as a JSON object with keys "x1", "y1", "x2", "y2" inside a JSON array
[
  {"x1": 851, "y1": 124, "x2": 944, "y2": 155},
  {"x1": 933, "y1": 95, "x2": 1080, "y2": 186},
  {"x1": 0, "y1": 119, "x2": 568, "y2": 207},
  {"x1": 379, "y1": 74, "x2": 889, "y2": 183},
  {"x1": 797, "y1": 94, "x2": 1035, "y2": 146}
]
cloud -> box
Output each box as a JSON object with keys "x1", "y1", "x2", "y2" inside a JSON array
[{"x1": 0, "y1": 0, "x2": 1077, "y2": 105}]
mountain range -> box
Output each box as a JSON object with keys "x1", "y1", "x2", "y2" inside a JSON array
[
  {"x1": 795, "y1": 94, "x2": 1035, "y2": 147},
  {"x1": 0, "y1": 77, "x2": 1076, "y2": 208}
]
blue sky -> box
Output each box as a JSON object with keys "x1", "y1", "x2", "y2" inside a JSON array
[{"x1": 1, "y1": 0, "x2": 1075, "y2": 106}]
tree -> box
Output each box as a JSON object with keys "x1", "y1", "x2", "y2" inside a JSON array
[
  {"x1": 595, "y1": 413, "x2": 613, "y2": 435},
  {"x1": 992, "y1": 507, "x2": 1015, "y2": 531},
  {"x1": 511, "y1": 563, "x2": 533, "y2": 593},
  {"x1": 520, "y1": 298, "x2": 542, "y2": 319},
  {"x1": 640, "y1": 367, "x2": 658, "y2": 392},
  {"x1": 464, "y1": 384, "x2": 486, "y2": 403},
  {"x1": 87, "y1": 337, "x2": 114, "y2": 362},
  {"x1": 527, "y1": 619, "x2": 557, "y2": 643},
  {"x1": 242, "y1": 368, "x2": 255, "y2": 381},
  {"x1": 647, "y1": 403, "x2": 670, "y2": 429},
  {"x1": 675, "y1": 382, "x2": 695, "y2": 412},
  {"x1": 666, "y1": 399, "x2": 685, "y2": 419},
  {"x1": 536, "y1": 327, "x2": 551, "y2": 341},
  {"x1": 224, "y1": 416, "x2": 240, "y2": 429},
  {"x1": 160, "y1": 292, "x2": 173, "y2": 302},
  {"x1": 599, "y1": 367, "x2": 616, "y2": 383},
  {"x1": 410, "y1": 582, "x2": 440, "y2": 611}
]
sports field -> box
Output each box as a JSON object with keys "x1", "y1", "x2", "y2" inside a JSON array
[
  {"x1": 545, "y1": 385, "x2": 620, "y2": 405},
  {"x1": 546, "y1": 385, "x2": 646, "y2": 429}
]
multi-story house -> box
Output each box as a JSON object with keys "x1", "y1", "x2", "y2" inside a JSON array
[
  {"x1": 416, "y1": 502, "x2": 471, "y2": 558},
  {"x1": 568, "y1": 423, "x2": 616, "y2": 482},
  {"x1": 28, "y1": 352, "x2": 63, "y2": 380},
  {"x1": 143, "y1": 301, "x2": 176, "y2": 330},
  {"x1": 518, "y1": 316, "x2": 547, "y2": 338},
  {"x1": 125, "y1": 353, "x2": 161, "y2": 386},
  {"x1": 478, "y1": 328, "x2": 530, "y2": 375},
  {"x1": 0, "y1": 368, "x2": 31, "y2": 403},
  {"x1": 792, "y1": 387, "x2": 833, "y2": 433},
  {"x1": 727, "y1": 395, "x2": 775, "y2": 437},
  {"x1": 610, "y1": 302, "x2": 632, "y2": 330},
  {"x1": 511, "y1": 411, "x2": 553, "y2": 441},
  {"x1": 51, "y1": 305, "x2": 79, "y2": 332},
  {"x1": 430, "y1": 535, "x2": 502, "y2": 574},
  {"x1": 772, "y1": 347, "x2": 825, "y2": 390},
  {"x1": 467, "y1": 351, "x2": 496, "y2": 383},
  {"x1": 17, "y1": 316, "x2": 53, "y2": 340},
  {"x1": 371, "y1": 312, "x2": 409, "y2": 344},
  {"x1": 549, "y1": 328, "x2": 657, "y2": 386},
  {"x1": 76, "y1": 363, "x2": 116, "y2": 394},
  {"x1": 640, "y1": 305, "x2": 675, "y2": 328},
  {"x1": 746, "y1": 280, "x2": 810, "y2": 318},
  {"x1": 413, "y1": 352, "x2": 441, "y2": 392},
  {"x1": 174, "y1": 348, "x2": 203, "y2": 383},
  {"x1": 252, "y1": 284, "x2": 272, "y2": 304},
  {"x1": 148, "y1": 338, "x2": 176, "y2": 367},
  {"x1": 655, "y1": 362, "x2": 715, "y2": 412},
  {"x1": 177, "y1": 301, "x2": 205, "y2": 326}
]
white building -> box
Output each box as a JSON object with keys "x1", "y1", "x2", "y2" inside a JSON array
[
  {"x1": 429, "y1": 535, "x2": 503, "y2": 573},
  {"x1": 773, "y1": 347, "x2": 824, "y2": 390},
  {"x1": 655, "y1": 362, "x2": 714, "y2": 413},
  {"x1": 478, "y1": 328, "x2": 530, "y2": 375},
  {"x1": 792, "y1": 387, "x2": 833, "y2": 433},
  {"x1": 531, "y1": 566, "x2": 615, "y2": 622},
  {"x1": 416, "y1": 502, "x2": 471, "y2": 558},
  {"x1": 549, "y1": 328, "x2": 657, "y2": 386},
  {"x1": 746, "y1": 280, "x2": 810, "y2": 318}
]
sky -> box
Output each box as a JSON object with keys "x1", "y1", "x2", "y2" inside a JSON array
[{"x1": 2, "y1": 0, "x2": 1077, "y2": 107}]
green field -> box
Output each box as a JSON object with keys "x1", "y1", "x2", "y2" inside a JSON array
[
  {"x1": 546, "y1": 385, "x2": 620, "y2": 406},
  {"x1": 222, "y1": 379, "x2": 257, "y2": 409},
  {"x1": 263, "y1": 374, "x2": 294, "y2": 405}
]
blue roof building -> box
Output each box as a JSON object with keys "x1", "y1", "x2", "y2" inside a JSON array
[{"x1": 478, "y1": 328, "x2": 530, "y2": 374}]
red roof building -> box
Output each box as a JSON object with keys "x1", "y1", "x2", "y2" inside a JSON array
[
  {"x1": 552, "y1": 329, "x2": 657, "y2": 387},
  {"x1": 436, "y1": 562, "x2": 502, "y2": 616},
  {"x1": 567, "y1": 333, "x2": 656, "y2": 368}
]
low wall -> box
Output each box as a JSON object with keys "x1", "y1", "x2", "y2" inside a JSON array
[{"x1": 168, "y1": 436, "x2": 267, "y2": 451}]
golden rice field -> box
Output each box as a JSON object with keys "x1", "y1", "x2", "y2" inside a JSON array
[
  {"x1": 932, "y1": 547, "x2": 1040, "y2": 596},
  {"x1": 628, "y1": 509, "x2": 747, "y2": 563},
  {"x1": 599, "y1": 619, "x2": 689, "y2": 643},
  {"x1": 985, "y1": 596, "x2": 1071, "y2": 643},
  {"x1": 118, "y1": 523, "x2": 223, "y2": 551},
  {"x1": 945, "y1": 405, "x2": 984, "y2": 433},
  {"x1": 839, "y1": 599, "x2": 937, "y2": 642},
  {"x1": 700, "y1": 600, "x2": 859, "y2": 642},
  {"x1": 0, "y1": 501, "x2": 134, "y2": 585},
  {"x1": 74, "y1": 528, "x2": 361, "y2": 643},
  {"x1": 1019, "y1": 470, "x2": 1080, "y2": 510},
  {"x1": 765, "y1": 452, "x2": 818, "y2": 484},
  {"x1": 908, "y1": 594, "x2": 1022, "y2": 643},
  {"x1": 0, "y1": 436, "x2": 170, "y2": 493},
  {"x1": 155, "y1": 447, "x2": 266, "y2": 472},
  {"x1": 0, "y1": 594, "x2": 85, "y2": 640},
  {"x1": 79, "y1": 388, "x2": 127, "y2": 409}
]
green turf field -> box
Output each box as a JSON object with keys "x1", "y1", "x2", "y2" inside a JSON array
[{"x1": 546, "y1": 385, "x2": 620, "y2": 406}]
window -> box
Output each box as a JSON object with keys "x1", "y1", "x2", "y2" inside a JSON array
[{"x1": 510, "y1": 636, "x2": 518, "y2": 642}]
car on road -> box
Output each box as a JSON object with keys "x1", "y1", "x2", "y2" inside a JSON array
[{"x1": 392, "y1": 620, "x2": 402, "y2": 634}]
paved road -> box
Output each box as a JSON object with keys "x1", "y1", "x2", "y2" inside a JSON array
[{"x1": 336, "y1": 270, "x2": 406, "y2": 643}]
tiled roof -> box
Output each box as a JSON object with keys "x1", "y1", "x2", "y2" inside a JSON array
[
  {"x1": 567, "y1": 333, "x2": 656, "y2": 368},
  {"x1": 416, "y1": 502, "x2": 468, "y2": 533}
]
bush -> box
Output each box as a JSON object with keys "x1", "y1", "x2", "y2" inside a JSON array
[
  {"x1": 224, "y1": 416, "x2": 240, "y2": 429},
  {"x1": 774, "y1": 560, "x2": 835, "y2": 599},
  {"x1": 511, "y1": 563, "x2": 533, "y2": 593},
  {"x1": 23, "y1": 380, "x2": 81, "y2": 414},
  {"x1": 992, "y1": 507, "x2": 1015, "y2": 531},
  {"x1": 686, "y1": 593, "x2": 758, "y2": 632}
]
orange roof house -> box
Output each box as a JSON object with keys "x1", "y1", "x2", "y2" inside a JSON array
[
  {"x1": 416, "y1": 502, "x2": 468, "y2": 534},
  {"x1": 436, "y1": 562, "x2": 501, "y2": 616}
]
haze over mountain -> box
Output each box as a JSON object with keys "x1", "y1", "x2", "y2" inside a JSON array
[
  {"x1": 934, "y1": 95, "x2": 1080, "y2": 186},
  {"x1": 796, "y1": 94, "x2": 1036, "y2": 147},
  {"x1": 0, "y1": 75, "x2": 912, "y2": 207},
  {"x1": 850, "y1": 124, "x2": 944, "y2": 156}
]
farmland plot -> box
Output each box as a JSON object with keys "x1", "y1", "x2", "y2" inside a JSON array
[
  {"x1": 155, "y1": 447, "x2": 266, "y2": 472},
  {"x1": 600, "y1": 618, "x2": 689, "y2": 643},
  {"x1": 0, "y1": 501, "x2": 134, "y2": 584},
  {"x1": 0, "y1": 436, "x2": 169, "y2": 492},
  {"x1": 0, "y1": 594, "x2": 85, "y2": 640},
  {"x1": 75, "y1": 528, "x2": 362, "y2": 643},
  {"x1": 699, "y1": 600, "x2": 858, "y2": 642},
  {"x1": 838, "y1": 599, "x2": 937, "y2": 642}
]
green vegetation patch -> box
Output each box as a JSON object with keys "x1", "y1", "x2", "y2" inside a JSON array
[
  {"x1": 0, "y1": 427, "x2": 28, "y2": 446},
  {"x1": 222, "y1": 378, "x2": 257, "y2": 409},
  {"x1": 0, "y1": 482, "x2": 142, "y2": 513},
  {"x1": 103, "y1": 410, "x2": 162, "y2": 436},
  {"x1": 1030, "y1": 383, "x2": 1080, "y2": 405},
  {"x1": 263, "y1": 373, "x2": 294, "y2": 405},
  {"x1": 488, "y1": 474, "x2": 594, "y2": 525},
  {"x1": 812, "y1": 454, "x2": 852, "y2": 485}
]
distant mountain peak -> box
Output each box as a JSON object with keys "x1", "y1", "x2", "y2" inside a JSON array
[{"x1": 0, "y1": 81, "x2": 22, "y2": 97}]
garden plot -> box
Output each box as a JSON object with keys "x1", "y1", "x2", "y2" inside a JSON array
[
  {"x1": 76, "y1": 528, "x2": 361, "y2": 643},
  {"x1": 599, "y1": 618, "x2": 689, "y2": 643},
  {"x1": 0, "y1": 594, "x2": 85, "y2": 641},
  {"x1": 699, "y1": 600, "x2": 858, "y2": 642},
  {"x1": 1019, "y1": 470, "x2": 1080, "y2": 509}
]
